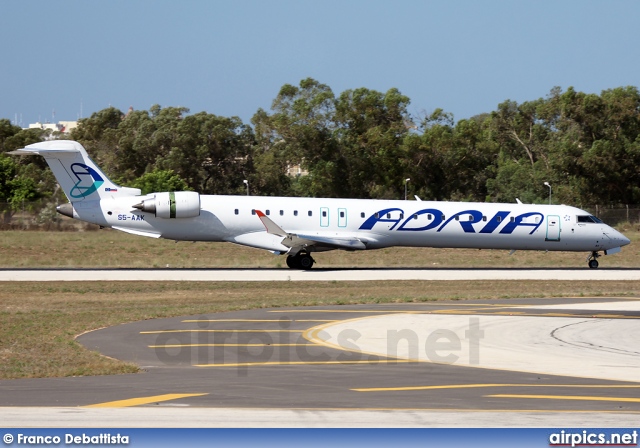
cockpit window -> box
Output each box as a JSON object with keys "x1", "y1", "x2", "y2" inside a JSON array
[{"x1": 577, "y1": 215, "x2": 602, "y2": 223}]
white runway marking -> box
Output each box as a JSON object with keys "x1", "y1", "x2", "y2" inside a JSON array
[
  {"x1": 2, "y1": 407, "x2": 639, "y2": 428},
  {"x1": 1, "y1": 269, "x2": 640, "y2": 281}
]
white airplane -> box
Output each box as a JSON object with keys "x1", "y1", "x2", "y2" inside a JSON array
[{"x1": 11, "y1": 140, "x2": 630, "y2": 269}]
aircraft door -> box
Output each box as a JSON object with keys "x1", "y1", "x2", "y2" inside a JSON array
[
  {"x1": 338, "y1": 208, "x2": 347, "y2": 227},
  {"x1": 545, "y1": 215, "x2": 561, "y2": 241},
  {"x1": 320, "y1": 207, "x2": 329, "y2": 227}
]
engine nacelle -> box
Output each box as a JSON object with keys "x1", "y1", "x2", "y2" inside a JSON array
[{"x1": 133, "y1": 191, "x2": 200, "y2": 219}]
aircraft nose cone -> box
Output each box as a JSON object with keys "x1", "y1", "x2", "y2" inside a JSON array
[{"x1": 615, "y1": 229, "x2": 631, "y2": 246}]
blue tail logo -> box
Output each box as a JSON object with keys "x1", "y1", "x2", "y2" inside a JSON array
[{"x1": 69, "y1": 163, "x2": 104, "y2": 198}]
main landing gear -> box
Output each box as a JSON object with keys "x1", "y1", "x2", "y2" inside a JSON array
[
  {"x1": 587, "y1": 251, "x2": 600, "y2": 269},
  {"x1": 286, "y1": 252, "x2": 315, "y2": 270}
]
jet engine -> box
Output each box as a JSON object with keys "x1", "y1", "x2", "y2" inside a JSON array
[{"x1": 133, "y1": 191, "x2": 200, "y2": 218}]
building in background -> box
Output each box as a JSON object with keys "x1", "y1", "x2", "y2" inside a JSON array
[{"x1": 26, "y1": 120, "x2": 78, "y2": 138}]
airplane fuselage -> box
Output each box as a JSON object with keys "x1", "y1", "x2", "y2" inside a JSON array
[{"x1": 68, "y1": 195, "x2": 629, "y2": 255}]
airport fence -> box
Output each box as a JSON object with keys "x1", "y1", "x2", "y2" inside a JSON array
[{"x1": 1, "y1": 201, "x2": 639, "y2": 231}]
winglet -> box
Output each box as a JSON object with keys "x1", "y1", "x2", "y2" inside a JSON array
[{"x1": 255, "y1": 210, "x2": 287, "y2": 237}]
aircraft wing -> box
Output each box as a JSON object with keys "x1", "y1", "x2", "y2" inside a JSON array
[
  {"x1": 113, "y1": 226, "x2": 162, "y2": 238},
  {"x1": 254, "y1": 210, "x2": 367, "y2": 252},
  {"x1": 295, "y1": 233, "x2": 367, "y2": 250}
]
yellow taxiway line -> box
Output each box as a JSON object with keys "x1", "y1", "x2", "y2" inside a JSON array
[
  {"x1": 181, "y1": 319, "x2": 336, "y2": 323},
  {"x1": 85, "y1": 393, "x2": 208, "y2": 408},
  {"x1": 195, "y1": 360, "x2": 417, "y2": 367},
  {"x1": 488, "y1": 394, "x2": 640, "y2": 403},
  {"x1": 353, "y1": 383, "x2": 640, "y2": 392},
  {"x1": 140, "y1": 329, "x2": 304, "y2": 334},
  {"x1": 148, "y1": 343, "x2": 308, "y2": 348}
]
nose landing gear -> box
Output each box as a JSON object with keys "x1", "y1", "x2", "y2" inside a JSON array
[
  {"x1": 587, "y1": 251, "x2": 600, "y2": 269},
  {"x1": 286, "y1": 251, "x2": 315, "y2": 270}
]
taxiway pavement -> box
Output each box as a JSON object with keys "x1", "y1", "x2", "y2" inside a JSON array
[{"x1": 1, "y1": 297, "x2": 640, "y2": 427}]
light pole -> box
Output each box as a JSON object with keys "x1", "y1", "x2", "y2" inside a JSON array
[
  {"x1": 404, "y1": 178, "x2": 410, "y2": 200},
  {"x1": 243, "y1": 179, "x2": 249, "y2": 196},
  {"x1": 544, "y1": 182, "x2": 551, "y2": 205}
]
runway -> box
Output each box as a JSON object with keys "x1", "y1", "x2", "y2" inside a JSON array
[
  {"x1": 2, "y1": 297, "x2": 640, "y2": 427},
  {"x1": 1, "y1": 267, "x2": 640, "y2": 281}
]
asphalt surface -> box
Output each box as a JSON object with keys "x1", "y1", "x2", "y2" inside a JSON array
[{"x1": 1, "y1": 297, "x2": 640, "y2": 427}]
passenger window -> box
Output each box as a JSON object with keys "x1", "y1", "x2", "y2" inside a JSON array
[
  {"x1": 413, "y1": 214, "x2": 418, "y2": 220},
  {"x1": 280, "y1": 210, "x2": 284, "y2": 216},
  {"x1": 308, "y1": 211, "x2": 312, "y2": 217},
  {"x1": 251, "y1": 209, "x2": 256, "y2": 215},
  {"x1": 427, "y1": 214, "x2": 432, "y2": 220},
  {"x1": 497, "y1": 216, "x2": 502, "y2": 222},
  {"x1": 361, "y1": 212, "x2": 365, "y2": 218},
  {"x1": 400, "y1": 213, "x2": 404, "y2": 219},
  {"x1": 455, "y1": 216, "x2": 460, "y2": 221},
  {"x1": 340, "y1": 211, "x2": 345, "y2": 218},
  {"x1": 266, "y1": 210, "x2": 270, "y2": 216},
  {"x1": 386, "y1": 213, "x2": 391, "y2": 219},
  {"x1": 322, "y1": 210, "x2": 327, "y2": 217},
  {"x1": 234, "y1": 209, "x2": 239, "y2": 215},
  {"x1": 510, "y1": 217, "x2": 515, "y2": 222},
  {"x1": 482, "y1": 216, "x2": 487, "y2": 222},
  {"x1": 294, "y1": 210, "x2": 298, "y2": 216}
]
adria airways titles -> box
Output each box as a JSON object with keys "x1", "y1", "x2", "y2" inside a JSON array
[{"x1": 11, "y1": 141, "x2": 630, "y2": 269}]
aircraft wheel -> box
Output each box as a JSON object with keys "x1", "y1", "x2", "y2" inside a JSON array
[
  {"x1": 286, "y1": 255, "x2": 299, "y2": 269},
  {"x1": 588, "y1": 259, "x2": 599, "y2": 269},
  {"x1": 298, "y1": 253, "x2": 315, "y2": 270}
]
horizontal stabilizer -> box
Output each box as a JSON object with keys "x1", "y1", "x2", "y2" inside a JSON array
[
  {"x1": 10, "y1": 140, "x2": 141, "y2": 201},
  {"x1": 8, "y1": 140, "x2": 83, "y2": 155}
]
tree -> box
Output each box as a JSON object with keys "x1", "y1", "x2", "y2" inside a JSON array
[
  {"x1": 4, "y1": 81, "x2": 639, "y2": 207},
  {"x1": 0, "y1": 119, "x2": 22, "y2": 152},
  {"x1": 334, "y1": 86, "x2": 412, "y2": 198},
  {"x1": 132, "y1": 169, "x2": 190, "y2": 195},
  {"x1": 163, "y1": 112, "x2": 255, "y2": 195},
  {"x1": 0, "y1": 154, "x2": 40, "y2": 224},
  {"x1": 252, "y1": 78, "x2": 339, "y2": 197}
]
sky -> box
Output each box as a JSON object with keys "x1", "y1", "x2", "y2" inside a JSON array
[{"x1": 1, "y1": 0, "x2": 639, "y2": 127}]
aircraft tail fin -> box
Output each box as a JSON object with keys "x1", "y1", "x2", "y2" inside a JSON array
[{"x1": 9, "y1": 140, "x2": 141, "y2": 201}]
